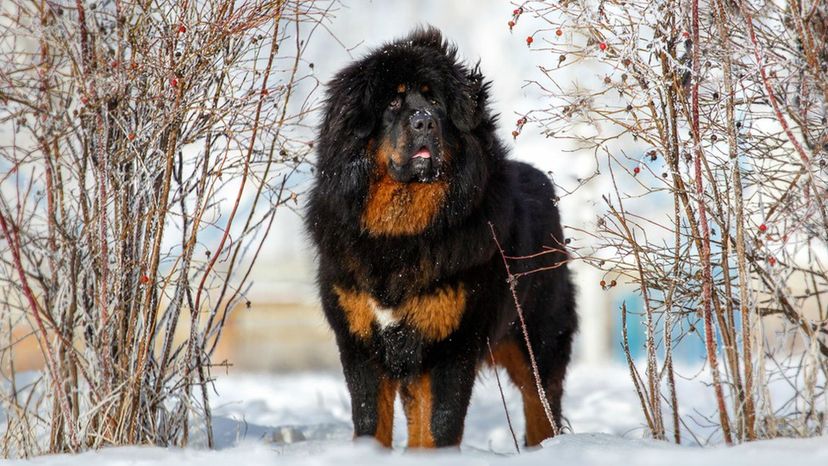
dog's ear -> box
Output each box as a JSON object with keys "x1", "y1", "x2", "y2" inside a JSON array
[
  {"x1": 323, "y1": 67, "x2": 376, "y2": 140},
  {"x1": 448, "y1": 64, "x2": 489, "y2": 132},
  {"x1": 351, "y1": 83, "x2": 376, "y2": 138}
]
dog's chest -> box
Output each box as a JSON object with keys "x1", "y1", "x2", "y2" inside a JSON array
[
  {"x1": 369, "y1": 300, "x2": 401, "y2": 330},
  {"x1": 361, "y1": 179, "x2": 448, "y2": 237},
  {"x1": 332, "y1": 283, "x2": 467, "y2": 342}
]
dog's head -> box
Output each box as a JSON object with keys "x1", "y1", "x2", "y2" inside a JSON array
[
  {"x1": 320, "y1": 27, "x2": 492, "y2": 184},
  {"x1": 376, "y1": 80, "x2": 444, "y2": 183}
]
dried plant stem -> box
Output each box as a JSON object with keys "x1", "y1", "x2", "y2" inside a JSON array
[
  {"x1": 0, "y1": 212, "x2": 78, "y2": 450},
  {"x1": 489, "y1": 222, "x2": 559, "y2": 437},
  {"x1": 622, "y1": 303, "x2": 658, "y2": 434},
  {"x1": 739, "y1": 1, "x2": 828, "y2": 230},
  {"x1": 487, "y1": 338, "x2": 520, "y2": 453},
  {"x1": 713, "y1": 0, "x2": 757, "y2": 440},
  {"x1": 692, "y1": 0, "x2": 733, "y2": 445}
]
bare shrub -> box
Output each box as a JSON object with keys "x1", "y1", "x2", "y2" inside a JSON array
[
  {"x1": 0, "y1": 0, "x2": 330, "y2": 455},
  {"x1": 510, "y1": 0, "x2": 827, "y2": 443}
]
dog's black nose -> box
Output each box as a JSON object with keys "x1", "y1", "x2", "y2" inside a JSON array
[{"x1": 409, "y1": 111, "x2": 435, "y2": 134}]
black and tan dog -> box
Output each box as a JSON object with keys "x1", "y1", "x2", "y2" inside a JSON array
[{"x1": 305, "y1": 27, "x2": 577, "y2": 448}]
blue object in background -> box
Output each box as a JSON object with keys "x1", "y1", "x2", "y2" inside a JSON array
[{"x1": 611, "y1": 293, "x2": 707, "y2": 363}]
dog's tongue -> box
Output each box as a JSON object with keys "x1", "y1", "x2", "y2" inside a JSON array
[{"x1": 413, "y1": 147, "x2": 431, "y2": 159}]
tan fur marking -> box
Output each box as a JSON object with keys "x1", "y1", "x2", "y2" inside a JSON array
[
  {"x1": 401, "y1": 374, "x2": 435, "y2": 448},
  {"x1": 332, "y1": 286, "x2": 374, "y2": 339},
  {"x1": 361, "y1": 139, "x2": 449, "y2": 237},
  {"x1": 375, "y1": 377, "x2": 399, "y2": 447},
  {"x1": 362, "y1": 177, "x2": 448, "y2": 236},
  {"x1": 333, "y1": 284, "x2": 465, "y2": 341},
  {"x1": 375, "y1": 138, "x2": 406, "y2": 170},
  {"x1": 400, "y1": 285, "x2": 466, "y2": 341},
  {"x1": 420, "y1": 84, "x2": 430, "y2": 93},
  {"x1": 492, "y1": 340, "x2": 554, "y2": 446},
  {"x1": 397, "y1": 83, "x2": 407, "y2": 93}
]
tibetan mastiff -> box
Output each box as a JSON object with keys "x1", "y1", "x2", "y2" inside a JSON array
[{"x1": 306, "y1": 27, "x2": 576, "y2": 448}]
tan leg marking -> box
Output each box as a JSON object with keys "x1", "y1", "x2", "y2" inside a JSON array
[
  {"x1": 491, "y1": 340, "x2": 554, "y2": 446},
  {"x1": 375, "y1": 377, "x2": 399, "y2": 448},
  {"x1": 401, "y1": 373, "x2": 435, "y2": 448}
]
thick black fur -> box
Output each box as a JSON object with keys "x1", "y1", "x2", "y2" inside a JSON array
[{"x1": 305, "y1": 27, "x2": 577, "y2": 447}]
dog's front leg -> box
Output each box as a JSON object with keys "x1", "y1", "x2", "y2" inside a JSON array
[
  {"x1": 339, "y1": 341, "x2": 397, "y2": 448},
  {"x1": 401, "y1": 352, "x2": 476, "y2": 448}
]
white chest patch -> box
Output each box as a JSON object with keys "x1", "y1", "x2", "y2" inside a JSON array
[{"x1": 369, "y1": 300, "x2": 400, "y2": 329}]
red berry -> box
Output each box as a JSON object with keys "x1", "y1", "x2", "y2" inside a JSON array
[
  {"x1": 178, "y1": 24, "x2": 186, "y2": 34},
  {"x1": 556, "y1": 28, "x2": 563, "y2": 36},
  {"x1": 140, "y1": 274, "x2": 150, "y2": 284},
  {"x1": 80, "y1": 96, "x2": 89, "y2": 105},
  {"x1": 511, "y1": 130, "x2": 520, "y2": 138},
  {"x1": 759, "y1": 223, "x2": 768, "y2": 232},
  {"x1": 683, "y1": 31, "x2": 690, "y2": 39},
  {"x1": 768, "y1": 257, "x2": 776, "y2": 266},
  {"x1": 170, "y1": 77, "x2": 178, "y2": 87},
  {"x1": 526, "y1": 36, "x2": 534, "y2": 45},
  {"x1": 599, "y1": 42, "x2": 607, "y2": 51},
  {"x1": 633, "y1": 166, "x2": 641, "y2": 175},
  {"x1": 600, "y1": 280, "x2": 606, "y2": 287},
  {"x1": 508, "y1": 20, "x2": 515, "y2": 28},
  {"x1": 513, "y1": 8, "x2": 520, "y2": 15},
  {"x1": 111, "y1": 60, "x2": 119, "y2": 69},
  {"x1": 127, "y1": 132, "x2": 136, "y2": 141}
]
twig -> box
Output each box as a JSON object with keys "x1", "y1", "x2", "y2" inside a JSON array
[
  {"x1": 487, "y1": 338, "x2": 520, "y2": 453},
  {"x1": 489, "y1": 222, "x2": 559, "y2": 437}
]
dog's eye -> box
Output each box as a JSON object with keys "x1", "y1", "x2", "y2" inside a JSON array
[{"x1": 389, "y1": 96, "x2": 402, "y2": 110}]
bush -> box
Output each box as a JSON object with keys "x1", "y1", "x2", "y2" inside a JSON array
[
  {"x1": 511, "y1": 0, "x2": 827, "y2": 443},
  {"x1": 0, "y1": 0, "x2": 327, "y2": 455}
]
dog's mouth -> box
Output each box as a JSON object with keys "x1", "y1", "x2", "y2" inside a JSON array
[
  {"x1": 386, "y1": 142, "x2": 441, "y2": 183},
  {"x1": 406, "y1": 144, "x2": 439, "y2": 182},
  {"x1": 412, "y1": 146, "x2": 432, "y2": 160}
]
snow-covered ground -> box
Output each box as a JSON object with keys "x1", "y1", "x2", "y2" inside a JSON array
[{"x1": 7, "y1": 364, "x2": 828, "y2": 465}]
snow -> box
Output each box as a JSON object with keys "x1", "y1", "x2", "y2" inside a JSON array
[
  {"x1": 10, "y1": 435, "x2": 828, "y2": 466},
  {"x1": 6, "y1": 364, "x2": 828, "y2": 465}
]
